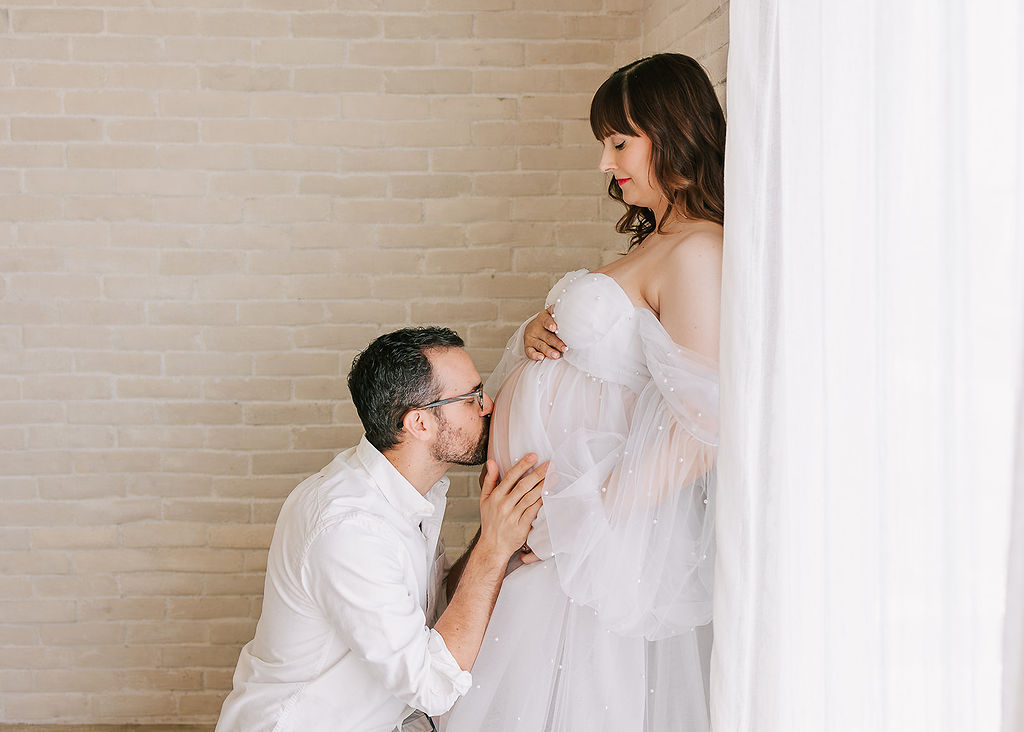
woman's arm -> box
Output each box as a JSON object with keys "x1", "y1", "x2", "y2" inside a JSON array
[{"x1": 654, "y1": 231, "x2": 722, "y2": 360}]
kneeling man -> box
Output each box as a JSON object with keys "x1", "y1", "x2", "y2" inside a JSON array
[{"x1": 217, "y1": 327, "x2": 545, "y2": 732}]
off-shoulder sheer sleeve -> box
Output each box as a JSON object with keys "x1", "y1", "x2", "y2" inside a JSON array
[{"x1": 538, "y1": 310, "x2": 717, "y2": 640}]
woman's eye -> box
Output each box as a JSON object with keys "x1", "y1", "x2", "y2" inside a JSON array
[{"x1": 614, "y1": 141, "x2": 626, "y2": 150}]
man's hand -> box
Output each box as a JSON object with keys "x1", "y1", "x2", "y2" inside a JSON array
[
  {"x1": 435, "y1": 455, "x2": 548, "y2": 671},
  {"x1": 477, "y1": 455, "x2": 547, "y2": 559},
  {"x1": 524, "y1": 308, "x2": 566, "y2": 361}
]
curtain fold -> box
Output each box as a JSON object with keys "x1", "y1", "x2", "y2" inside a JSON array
[
  {"x1": 1008, "y1": 335, "x2": 1024, "y2": 731},
  {"x1": 715, "y1": 1, "x2": 1024, "y2": 730}
]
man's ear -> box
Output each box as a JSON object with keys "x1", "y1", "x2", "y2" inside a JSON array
[{"x1": 401, "y1": 408, "x2": 434, "y2": 444}]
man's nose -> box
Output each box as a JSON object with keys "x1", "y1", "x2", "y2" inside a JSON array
[{"x1": 482, "y1": 392, "x2": 494, "y2": 415}]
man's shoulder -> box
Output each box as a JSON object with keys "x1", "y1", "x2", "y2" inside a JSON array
[{"x1": 281, "y1": 446, "x2": 397, "y2": 538}]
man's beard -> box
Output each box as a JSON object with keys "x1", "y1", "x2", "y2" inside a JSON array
[{"x1": 431, "y1": 413, "x2": 490, "y2": 466}]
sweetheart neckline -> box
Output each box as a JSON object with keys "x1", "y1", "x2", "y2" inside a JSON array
[
  {"x1": 563, "y1": 269, "x2": 720, "y2": 371},
  {"x1": 585, "y1": 270, "x2": 659, "y2": 317}
]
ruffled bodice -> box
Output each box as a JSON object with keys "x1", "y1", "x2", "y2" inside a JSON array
[
  {"x1": 544, "y1": 270, "x2": 649, "y2": 389},
  {"x1": 540, "y1": 270, "x2": 717, "y2": 440}
]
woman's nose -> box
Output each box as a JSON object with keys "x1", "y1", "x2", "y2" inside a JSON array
[{"x1": 599, "y1": 146, "x2": 615, "y2": 173}]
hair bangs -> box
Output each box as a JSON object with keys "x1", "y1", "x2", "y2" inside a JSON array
[{"x1": 590, "y1": 73, "x2": 637, "y2": 140}]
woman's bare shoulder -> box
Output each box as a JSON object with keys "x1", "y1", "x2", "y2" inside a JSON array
[
  {"x1": 656, "y1": 223, "x2": 723, "y2": 282},
  {"x1": 668, "y1": 221, "x2": 723, "y2": 250}
]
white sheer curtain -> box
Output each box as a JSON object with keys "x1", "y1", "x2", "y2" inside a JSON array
[{"x1": 715, "y1": 1, "x2": 1024, "y2": 730}]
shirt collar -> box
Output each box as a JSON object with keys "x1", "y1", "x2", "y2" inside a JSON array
[{"x1": 355, "y1": 436, "x2": 449, "y2": 525}]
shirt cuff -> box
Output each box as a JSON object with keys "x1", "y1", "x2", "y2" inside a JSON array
[
  {"x1": 428, "y1": 628, "x2": 472, "y2": 693},
  {"x1": 403, "y1": 626, "x2": 475, "y2": 720}
]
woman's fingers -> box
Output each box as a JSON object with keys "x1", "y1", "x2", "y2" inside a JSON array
[
  {"x1": 524, "y1": 309, "x2": 566, "y2": 360},
  {"x1": 539, "y1": 308, "x2": 558, "y2": 332},
  {"x1": 526, "y1": 332, "x2": 566, "y2": 360},
  {"x1": 535, "y1": 311, "x2": 566, "y2": 357},
  {"x1": 520, "y1": 550, "x2": 542, "y2": 565}
]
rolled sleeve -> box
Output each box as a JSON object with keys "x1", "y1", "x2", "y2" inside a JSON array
[
  {"x1": 424, "y1": 629, "x2": 472, "y2": 705},
  {"x1": 303, "y1": 514, "x2": 472, "y2": 716}
]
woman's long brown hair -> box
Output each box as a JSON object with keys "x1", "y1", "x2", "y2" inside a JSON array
[{"x1": 590, "y1": 54, "x2": 726, "y2": 249}]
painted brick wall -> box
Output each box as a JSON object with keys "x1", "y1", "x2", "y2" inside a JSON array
[{"x1": 0, "y1": 0, "x2": 725, "y2": 724}]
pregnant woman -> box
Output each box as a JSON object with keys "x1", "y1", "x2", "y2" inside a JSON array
[{"x1": 444, "y1": 53, "x2": 724, "y2": 732}]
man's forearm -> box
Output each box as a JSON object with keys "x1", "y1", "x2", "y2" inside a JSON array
[
  {"x1": 433, "y1": 538, "x2": 508, "y2": 671},
  {"x1": 435, "y1": 453, "x2": 546, "y2": 671},
  {"x1": 444, "y1": 527, "x2": 480, "y2": 601}
]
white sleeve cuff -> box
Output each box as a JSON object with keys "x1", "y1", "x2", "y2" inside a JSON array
[
  {"x1": 428, "y1": 628, "x2": 472, "y2": 692},
  {"x1": 416, "y1": 629, "x2": 472, "y2": 716}
]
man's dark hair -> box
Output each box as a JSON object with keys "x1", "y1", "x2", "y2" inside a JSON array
[{"x1": 347, "y1": 327, "x2": 465, "y2": 452}]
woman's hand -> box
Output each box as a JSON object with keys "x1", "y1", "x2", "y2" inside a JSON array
[
  {"x1": 519, "y1": 546, "x2": 542, "y2": 565},
  {"x1": 523, "y1": 307, "x2": 567, "y2": 361}
]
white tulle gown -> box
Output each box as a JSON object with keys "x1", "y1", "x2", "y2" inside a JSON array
[{"x1": 443, "y1": 270, "x2": 718, "y2": 732}]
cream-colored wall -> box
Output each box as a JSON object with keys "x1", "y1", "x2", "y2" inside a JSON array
[{"x1": 0, "y1": 1, "x2": 725, "y2": 724}]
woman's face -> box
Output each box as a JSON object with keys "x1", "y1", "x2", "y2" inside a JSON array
[{"x1": 598, "y1": 130, "x2": 666, "y2": 215}]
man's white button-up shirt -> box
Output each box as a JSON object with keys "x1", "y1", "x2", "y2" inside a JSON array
[{"x1": 217, "y1": 437, "x2": 471, "y2": 732}]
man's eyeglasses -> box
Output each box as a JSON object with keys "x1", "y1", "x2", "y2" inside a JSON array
[{"x1": 416, "y1": 388, "x2": 485, "y2": 411}]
